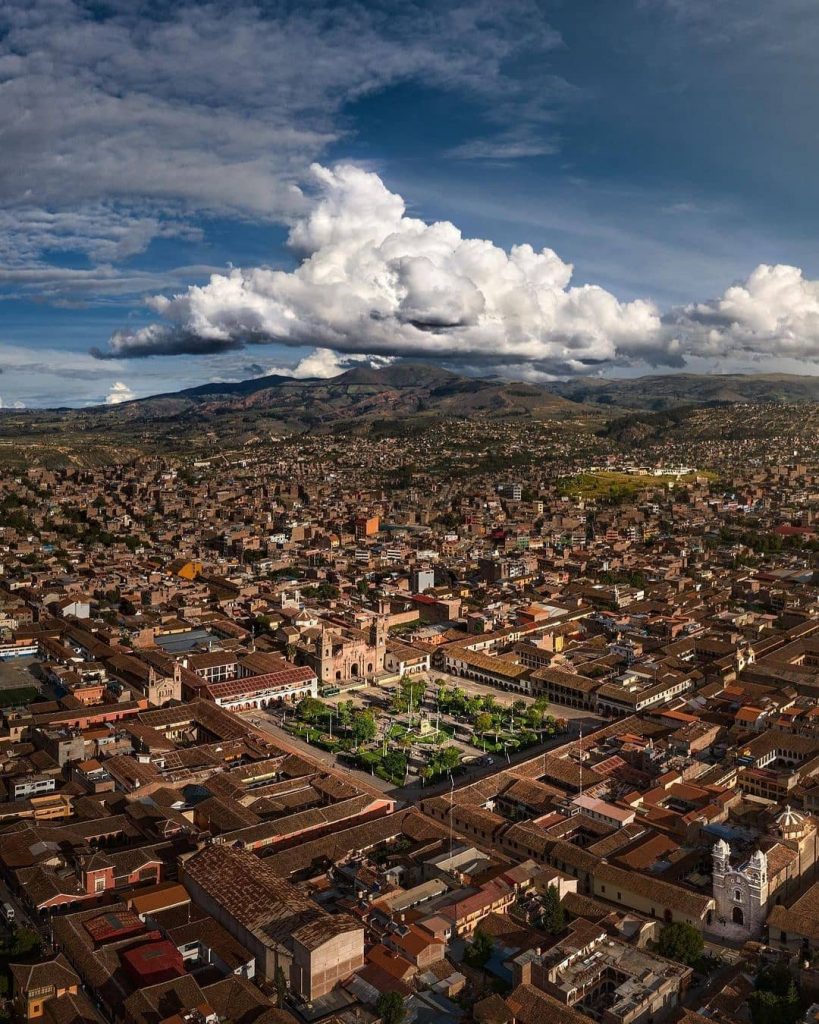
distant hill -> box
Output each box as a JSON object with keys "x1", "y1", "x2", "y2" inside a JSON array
[
  {"x1": 4, "y1": 368, "x2": 818, "y2": 452},
  {"x1": 132, "y1": 365, "x2": 819, "y2": 419},
  {"x1": 3, "y1": 365, "x2": 819, "y2": 463},
  {"x1": 112, "y1": 361, "x2": 587, "y2": 431},
  {"x1": 540, "y1": 372, "x2": 819, "y2": 411}
]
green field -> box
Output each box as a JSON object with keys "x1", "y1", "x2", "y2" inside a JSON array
[
  {"x1": 558, "y1": 470, "x2": 712, "y2": 500},
  {"x1": 0, "y1": 686, "x2": 41, "y2": 707}
]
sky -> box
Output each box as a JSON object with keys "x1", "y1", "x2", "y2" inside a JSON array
[{"x1": 4, "y1": 0, "x2": 819, "y2": 407}]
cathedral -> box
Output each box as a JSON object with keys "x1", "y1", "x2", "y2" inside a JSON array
[{"x1": 298, "y1": 616, "x2": 387, "y2": 686}]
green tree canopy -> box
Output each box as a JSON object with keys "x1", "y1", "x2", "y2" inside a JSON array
[
  {"x1": 657, "y1": 921, "x2": 703, "y2": 966},
  {"x1": 296, "y1": 696, "x2": 327, "y2": 723},
  {"x1": 351, "y1": 708, "x2": 377, "y2": 745},
  {"x1": 465, "y1": 928, "x2": 494, "y2": 969},
  {"x1": 376, "y1": 991, "x2": 407, "y2": 1024},
  {"x1": 474, "y1": 712, "x2": 493, "y2": 734},
  {"x1": 541, "y1": 884, "x2": 566, "y2": 935}
]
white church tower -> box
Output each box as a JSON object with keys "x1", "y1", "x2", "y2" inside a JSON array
[{"x1": 712, "y1": 838, "x2": 769, "y2": 939}]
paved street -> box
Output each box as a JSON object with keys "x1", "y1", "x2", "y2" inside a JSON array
[{"x1": 0, "y1": 877, "x2": 48, "y2": 945}]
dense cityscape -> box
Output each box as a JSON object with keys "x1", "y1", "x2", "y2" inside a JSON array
[
  {"x1": 5, "y1": 1, "x2": 819, "y2": 1022},
  {"x1": 0, "y1": 402, "x2": 816, "y2": 1024}
]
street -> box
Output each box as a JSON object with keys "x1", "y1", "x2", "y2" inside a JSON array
[{"x1": 0, "y1": 876, "x2": 49, "y2": 946}]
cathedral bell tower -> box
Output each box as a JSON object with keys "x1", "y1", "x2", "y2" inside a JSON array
[{"x1": 368, "y1": 615, "x2": 386, "y2": 674}]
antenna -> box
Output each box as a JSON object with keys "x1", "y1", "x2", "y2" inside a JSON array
[
  {"x1": 449, "y1": 772, "x2": 455, "y2": 856},
  {"x1": 578, "y1": 723, "x2": 583, "y2": 799}
]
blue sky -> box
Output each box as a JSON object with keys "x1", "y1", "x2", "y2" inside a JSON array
[{"x1": 3, "y1": 0, "x2": 819, "y2": 406}]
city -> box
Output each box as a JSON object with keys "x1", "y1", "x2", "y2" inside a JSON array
[
  {"x1": 4, "y1": 0, "x2": 819, "y2": 1022},
  {"x1": 0, "y1": 404, "x2": 816, "y2": 1024}
]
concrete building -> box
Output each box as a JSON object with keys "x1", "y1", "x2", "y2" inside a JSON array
[
  {"x1": 516, "y1": 920, "x2": 691, "y2": 1024},
  {"x1": 411, "y1": 568, "x2": 436, "y2": 594}
]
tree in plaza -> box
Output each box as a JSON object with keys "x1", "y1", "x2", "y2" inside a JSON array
[
  {"x1": 433, "y1": 745, "x2": 461, "y2": 775},
  {"x1": 382, "y1": 749, "x2": 407, "y2": 780},
  {"x1": 481, "y1": 695, "x2": 498, "y2": 715},
  {"x1": 404, "y1": 674, "x2": 426, "y2": 706},
  {"x1": 450, "y1": 686, "x2": 466, "y2": 711},
  {"x1": 438, "y1": 746, "x2": 460, "y2": 771},
  {"x1": 465, "y1": 696, "x2": 482, "y2": 718},
  {"x1": 336, "y1": 700, "x2": 353, "y2": 730},
  {"x1": 512, "y1": 699, "x2": 527, "y2": 717},
  {"x1": 390, "y1": 675, "x2": 426, "y2": 719},
  {"x1": 526, "y1": 696, "x2": 550, "y2": 730},
  {"x1": 465, "y1": 928, "x2": 494, "y2": 969},
  {"x1": 376, "y1": 991, "x2": 407, "y2": 1024},
  {"x1": 474, "y1": 712, "x2": 493, "y2": 735},
  {"x1": 657, "y1": 921, "x2": 704, "y2": 966},
  {"x1": 296, "y1": 696, "x2": 326, "y2": 723},
  {"x1": 422, "y1": 745, "x2": 461, "y2": 781},
  {"x1": 351, "y1": 708, "x2": 377, "y2": 746},
  {"x1": 541, "y1": 884, "x2": 566, "y2": 935}
]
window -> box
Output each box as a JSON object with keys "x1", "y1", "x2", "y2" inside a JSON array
[{"x1": 94, "y1": 877, "x2": 106, "y2": 893}]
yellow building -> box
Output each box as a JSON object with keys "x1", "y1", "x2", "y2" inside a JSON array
[
  {"x1": 11, "y1": 957, "x2": 80, "y2": 1021},
  {"x1": 167, "y1": 557, "x2": 203, "y2": 580}
]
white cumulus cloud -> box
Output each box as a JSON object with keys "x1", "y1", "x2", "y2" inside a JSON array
[
  {"x1": 96, "y1": 163, "x2": 673, "y2": 374},
  {"x1": 265, "y1": 348, "x2": 394, "y2": 379},
  {"x1": 97, "y1": 166, "x2": 819, "y2": 374},
  {"x1": 105, "y1": 381, "x2": 136, "y2": 405},
  {"x1": 668, "y1": 263, "x2": 819, "y2": 360}
]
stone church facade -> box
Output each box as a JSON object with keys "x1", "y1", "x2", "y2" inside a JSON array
[
  {"x1": 711, "y1": 806, "x2": 817, "y2": 941},
  {"x1": 299, "y1": 617, "x2": 387, "y2": 685}
]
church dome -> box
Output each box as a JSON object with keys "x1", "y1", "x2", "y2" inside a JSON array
[{"x1": 773, "y1": 805, "x2": 806, "y2": 838}]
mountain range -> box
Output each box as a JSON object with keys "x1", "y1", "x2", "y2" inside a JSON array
[
  {"x1": 4, "y1": 368, "x2": 818, "y2": 452},
  {"x1": 110, "y1": 363, "x2": 583, "y2": 431},
  {"x1": 113, "y1": 364, "x2": 819, "y2": 427},
  {"x1": 2, "y1": 365, "x2": 819, "y2": 465}
]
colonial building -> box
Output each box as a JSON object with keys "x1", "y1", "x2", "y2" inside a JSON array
[
  {"x1": 711, "y1": 806, "x2": 818, "y2": 940},
  {"x1": 712, "y1": 840, "x2": 768, "y2": 940},
  {"x1": 181, "y1": 844, "x2": 364, "y2": 1001},
  {"x1": 299, "y1": 617, "x2": 386, "y2": 685}
]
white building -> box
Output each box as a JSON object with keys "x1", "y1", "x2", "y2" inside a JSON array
[{"x1": 711, "y1": 838, "x2": 768, "y2": 940}]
